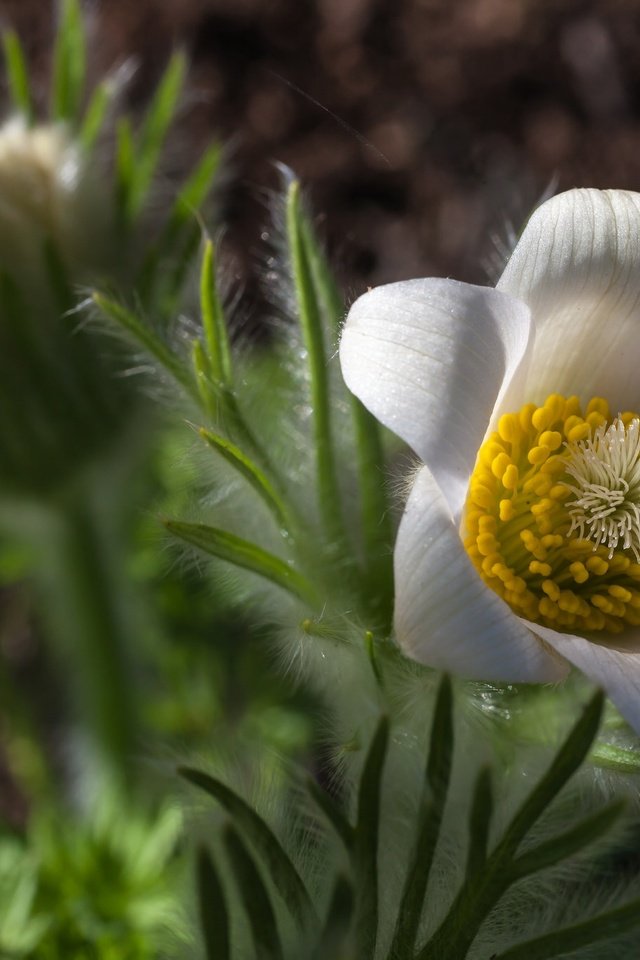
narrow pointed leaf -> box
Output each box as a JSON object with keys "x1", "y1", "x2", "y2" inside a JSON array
[
  {"x1": 180, "y1": 767, "x2": 316, "y2": 930},
  {"x1": 200, "y1": 240, "x2": 233, "y2": 386},
  {"x1": 353, "y1": 716, "x2": 389, "y2": 960},
  {"x1": 388, "y1": 675, "x2": 453, "y2": 958},
  {"x1": 498, "y1": 690, "x2": 604, "y2": 858},
  {"x1": 199, "y1": 427, "x2": 291, "y2": 533},
  {"x1": 493, "y1": 897, "x2": 640, "y2": 960},
  {"x1": 197, "y1": 845, "x2": 230, "y2": 960},
  {"x1": 168, "y1": 143, "x2": 221, "y2": 238},
  {"x1": 2, "y1": 31, "x2": 32, "y2": 119},
  {"x1": 466, "y1": 767, "x2": 493, "y2": 879},
  {"x1": 510, "y1": 800, "x2": 624, "y2": 880},
  {"x1": 115, "y1": 117, "x2": 135, "y2": 222},
  {"x1": 137, "y1": 146, "x2": 221, "y2": 310},
  {"x1": 418, "y1": 692, "x2": 606, "y2": 960},
  {"x1": 92, "y1": 293, "x2": 199, "y2": 402},
  {"x1": 223, "y1": 825, "x2": 283, "y2": 960},
  {"x1": 286, "y1": 180, "x2": 347, "y2": 551},
  {"x1": 192, "y1": 340, "x2": 217, "y2": 419},
  {"x1": 301, "y1": 217, "x2": 392, "y2": 627},
  {"x1": 306, "y1": 776, "x2": 354, "y2": 851},
  {"x1": 427, "y1": 674, "x2": 453, "y2": 800},
  {"x1": 165, "y1": 520, "x2": 316, "y2": 604},
  {"x1": 80, "y1": 81, "x2": 110, "y2": 152},
  {"x1": 51, "y1": 0, "x2": 86, "y2": 121},
  {"x1": 313, "y1": 874, "x2": 354, "y2": 960},
  {"x1": 128, "y1": 51, "x2": 186, "y2": 217},
  {"x1": 591, "y1": 741, "x2": 640, "y2": 773}
]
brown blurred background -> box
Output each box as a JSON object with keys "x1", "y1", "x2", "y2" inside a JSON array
[{"x1": 3, "y1": 0, "x2": 640, "y2": 303}]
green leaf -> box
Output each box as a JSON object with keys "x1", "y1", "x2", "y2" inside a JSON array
[
  {"x1": 79, "y1": 80, "x2": 111, "y2": 152},
  {"x1": 286, "y1": 179, "x2": 347, "y2": 553},
  {"x1": 306, "y1": 776, "x2": 354, "y2": 851},
  {"x1": 388, "y1": 675, "x2": 453, "y2": 958},
  {"x1": 591, "y1": 741, "x2": 640, "y2": 773},
  {"x1": 137, "y1": 146, "x2": 221, "y2": 310},
  {"x1": 2, "y1": 30, "x2": 33, "y2": 120},
  {"x1": 197, "y1": 845, "x2": 230, "y2": 960},
  {"x1": 492, "y1": 896, "x2": 640, "y2": 960},
  {"x1": 51, "y1": 0, "x2": 86, "y2": 121},
  {"x1": 353, "y1": 716, "x2": 389, "y2": 960},
  {"x1": 498, "y1": 690, "x2": 604, "y2": 858},
  {"x1": 313, "y1": 874, "x2": 354, "y2": 960},
  {"x1": 223, "y1": 824, "x2": 284, "y2": 960},
  {"x1": 418, "y1": 691, "x2": 606, "y2": 960},
  {"x1": 510, "y1": 800, "x2": 624, "y2": 880},
  {"x1": 165, "y1": 520, "x2": 317, "y2": 604},
  {"x1": 167, "y1": 144, "x2": 221, "y2": 242},
  {"x1": 179, "y1": 767, "x2": 316, "y2": 931},
  {"x1": 92, "y1": 293, "x2": 199, "y2": 402},
  {"x1": 115, "y1": 117, "x2": 136, "y2": 223},
  {"x1": 465, "y1": 767, "x2": 493, "y2": 879},
  {"x1": 200, "y1": 239, "x2": 233, "y2": 386},
  {"x1": 127, "y1": 51, "x2": 186, "y2": 218},
  {"x1": 198, "y1": 427, "x2": 291, "y2": 534},
  {"x1": 301, "y1": 217, "x2": 392, "y2": 629}
]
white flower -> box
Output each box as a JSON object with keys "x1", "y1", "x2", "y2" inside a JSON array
[{"x1": 340, "y1": 188, "x2": 640, "y2": 732}]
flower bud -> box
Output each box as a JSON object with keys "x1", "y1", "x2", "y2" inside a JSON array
[{"x1": 0, "y1": 117, "x2": 133, "y2": 500}]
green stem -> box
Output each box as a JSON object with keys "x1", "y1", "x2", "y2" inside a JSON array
[{"x1": 37, "y1": 496, "x2": 137, "y2": 788}]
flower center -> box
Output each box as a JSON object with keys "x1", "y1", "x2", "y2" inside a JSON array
[{"x1": 464, "y1": 394, "x2": 640, "y2": 635}]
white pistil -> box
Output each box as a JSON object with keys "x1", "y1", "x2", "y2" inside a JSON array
[{"x1": 564, "y1": 417, "x2": 640, "y2": 561}]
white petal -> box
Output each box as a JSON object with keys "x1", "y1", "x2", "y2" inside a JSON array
[
  {"x1": 497, "y1": 189, "x2": 640, "y2": 413},
  {"x1": 394, "y1": 466, "x2": 567, "y2": 681},
  {"x1": 532, "y1": 624, "x2": 640, "y2": 734},
  {"x1": 340, "y1": 278, "x2": 531, "y2": 516}
]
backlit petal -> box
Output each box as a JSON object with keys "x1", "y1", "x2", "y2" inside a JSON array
[
  {"x1": 394, "y1": 466, "x2": 567, "y2": 681},
  {"x1": 497, "y1": 189, "x2": 640, "y2": 415},
  {"x1": 532, "y1": 624, "x2": 640, "y2": 734},
  {"x1": 340, "y1": 278, "x2": 530, "y2": 516}
]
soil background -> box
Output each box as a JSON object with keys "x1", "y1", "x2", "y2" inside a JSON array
[{"x1": 4, "y1": 0, "x2": 640, "y2": 308}]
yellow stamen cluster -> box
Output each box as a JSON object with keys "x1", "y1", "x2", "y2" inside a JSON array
[{"x1": 464, "y1": 394, "x2": 640, "y2": 635}]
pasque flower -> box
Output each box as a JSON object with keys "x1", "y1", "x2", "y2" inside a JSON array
[{"x1": 340, "y1": 189, "x2": 640, "y2": 732}]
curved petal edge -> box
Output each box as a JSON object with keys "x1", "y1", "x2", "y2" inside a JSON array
[
  {"x1": 340, "y1": 277, "x2": 531, "y2": 517},
  {"x1": 394, "y1": 466, "x2": 567, "y2": 683}
]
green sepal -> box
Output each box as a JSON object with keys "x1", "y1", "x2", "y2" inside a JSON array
[
  {"x1": 179, "y1": 766, "x2": 316, "y2": 932},
  {"x1": 164, "y1": 520, "x2": 316, "y2": 604}
]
